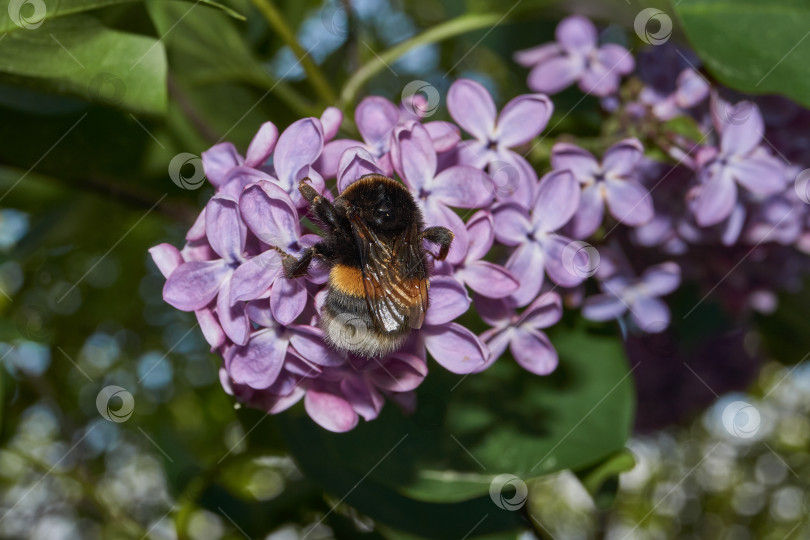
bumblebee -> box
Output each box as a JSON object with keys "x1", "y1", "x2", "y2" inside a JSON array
[{"x1": 283, "y1": 175, "x2": 453, "y2": 358}]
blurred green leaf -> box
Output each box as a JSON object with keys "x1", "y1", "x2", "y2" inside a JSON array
[
  {"x1": 278, "y1": 324, "x2": 634, "y2": 519},
  {"x1": 575, "y1": 449, "x2": 636, "y2": 509},
  {"x1": 0, "y1": 15, "x2": 167, "y2": 114},
  {"x1": 0, "y1": 0, "x2": 242, "y2": 33},
  {"x1": 675, "y1": 0, "x2": 810, "y2": 108}
]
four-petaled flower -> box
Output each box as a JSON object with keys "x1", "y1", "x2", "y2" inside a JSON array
[
  {"x1": 551, "y1": 138, "x2": 654, "y2": 238},
  {"x1": 582, "y1": 262, "x2": 681, "y2": 332},
  {"x1": 692, "y1": 99, "x2": 786, "y2": 227},
  {"x1": 514, "y1": 15, "x2": 635, "y2": 97}
]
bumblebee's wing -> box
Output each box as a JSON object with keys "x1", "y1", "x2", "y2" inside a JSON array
[{"x1": 350, "y1": 217, "x2": 428, "y2": 333}]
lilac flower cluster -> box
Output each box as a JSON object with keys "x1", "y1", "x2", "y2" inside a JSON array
[
  {"x1": 151, "y1": 14, "x2": 810, "y2": 431},
  {"x1": 149, "y1": 82, "x2": 594, "y2": 431},
  {"x1": 516, "y1": 15, "x2": 810, "y2": 324}
]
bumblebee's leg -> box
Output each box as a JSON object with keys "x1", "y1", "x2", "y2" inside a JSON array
[
  {"x1": 299, "y1": 179, "x2": 339, "y2": 231},
  {"x1": 421, "y1": 226, "x2": 454, "y2": 261},
  {"x1": 282, "y1": 241, "x2": 334, "y2": 278}
]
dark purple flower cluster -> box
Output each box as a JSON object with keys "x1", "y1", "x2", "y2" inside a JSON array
[
  {"x1": 151, "y1": 14, "x2": 810, "y2": 431},
  {"x1": 516, "y1": 15, "x2": 810, "y2": 324}
]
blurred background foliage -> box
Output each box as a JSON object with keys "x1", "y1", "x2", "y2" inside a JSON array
[{"x1": 0, "y1": 0, "x2": 808, "y2": 538}]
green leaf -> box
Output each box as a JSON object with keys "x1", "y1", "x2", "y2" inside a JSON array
[
  {"x1": 0, "y1": 0, "x2": 243, "y2": 33},
  {"x1": 575, "y1": 449, "x2": 636, "y2": 509},
  {"x1": 0, "y1": 15, "x2": 167, "y2": 114},
  {"x1": 675, "y1": 0, "x2": 810, "y2": 108},
  {"x1": 278, "y1": 324, "x2": 635, "y2": 515}
]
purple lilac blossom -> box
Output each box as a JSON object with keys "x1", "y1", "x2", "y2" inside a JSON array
[
  {"x1": 691, "y1": 98, "x2": 786, "y2": 226},
  {"x1": 446, "y1": 78, "x2": 552, "y2": 205},
  {"x1": 514, "y1": 15, "x2": 634, "y2": 97},
  {"x1": 551, "y1": 138, "x2": 654, "y2": 238}
]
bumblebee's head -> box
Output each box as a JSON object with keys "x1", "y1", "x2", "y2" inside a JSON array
[{"x1": 342, "y1": 175, "x2": 420, "y2": 235}]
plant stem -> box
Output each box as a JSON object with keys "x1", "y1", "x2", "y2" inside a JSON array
[
  {"x1": 251, "y1": 0, "x2": 337, "y2": 106},
  {"x1": 338, "y1": 12, "x2": 504, "y2": 108}
]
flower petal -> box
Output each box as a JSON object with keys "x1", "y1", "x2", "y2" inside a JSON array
[
  {"x1": 244, "y1": 122, "x2": 279, "y2": 168},
  {"x1": 527, "y1": 54, "x2": 582, "y2": 94},
  {"x1": 597, "y1": 44, "x2": 635, "y2": 76},
  {"x1": 228, "y1": 328, "x2": 287, "y2": 389},
  {"x1": 423, "y1": 322, "x2": 490, "y2": 374},
  {"x1": 149, "y1": 243, "x2": 183, "y2": 279},
  {"x1": 320, "y1": 106, "x2": 343, "y2": 141},
  {"x1": 424, "y1": 121, "x2": 461, "y2": 153},
  {"x1": 604, "y1": 178, "x2": 654, "y2": 226},
  {"x1": 462, "y1": 261, "x2": 519, "y2": 298},
  {"x1": 337, "y1": 146, "x2": 383, "y2": 192},
  {"x1": 640, "y1": 262, "x2": 681, "y2": 297},
  {"x1": 494, "y1": 94, "x2": 553, "y2": 147},
  {"x1": 423, "y1": 200, "x2": 468, "y2": 263},
  {"x1": 550, "y1": 143, "x2": 599, "y2": 182},
  {"x1": 239, "y1": 181, "x2": 300, "y2": 249},
  {"x1": 603, "y1": 138, "x2": 643, "y2": 177},
  {"x1": 514, "y1": 43, "x2": 561, "y2": 67},
  {"x1": 304, "y1": 389, "x2": 358, "y2": 432},
  {"x1": 230, "y1": 250, "x2": 283, "y2": 303},
  {"x1": 447, "y1": 79, "x2": 497, "y2": 141},
  {"x1": 492, "y1": 202, "x2": 532, "y2": 245},
  {"x1": 518, "y1": 291, "x2": 562, "y2": 329},
  {"x1": 492, "y1": 151, "x2": 538, "y2": 205},
  {"x1": 217, "y1": 274, "x2": 250, "y2": 345},
  {"x1": 368, "y1": 353, "x2": 428, "y2": 392},
  {"x1": 541, "y1": 234, "x2": 586, "y2": 287},
  {"x1": 288, "y1": 325, "x2": 344, "y2": 367},
  {"x1": 202, "y1": 142, "x2": 243, "y2": 187},
  {"x1": 196, "y1": 308, "x2": 225, "y2": 349},
  {"x1": 579, "y1": 61, "x2": 621, "y2": 97},
  {"x1": 569, "y1": 183, "x2": 605, "y2": 238},
  {"x1": 582, "y1": 293, "x2": 627, "y2": 321},
  {"x1": 425, "y1": 276, "x2": 470, "y2": 325},
  {"x1": 273, "y1": 118, "x2": 324, "y2": 183},
  {"x1": 431, "y1": 166, "x2": 494, "y2": 208},
  {"x1": 731, "y1": 156, "x2": 786, "y2": 196},
  {"x1": 355, "y1": 96, "x2": 398, "y2": 151},
  {"x1": 533, "y1": 169, "x2": 580, "y2": 232},
  {"x1": 556, "y1": 15, "x2": 597, "y2": 54},
  {"x1": 505, "y1": 242, "x2": 545, "y2": 307},
  {"x1": 270, "y1": 278, "x2": 308, "y2": 326},
  {"x1": 315, "y1": 139, "x2": 364, "y2": 179},
  {"x1": 340, "y1": 377, "x2": 384, "y2": 422},
  {"x1": 720, "y1": 101, "x2": 764, "y2": 156},
  {"x1": 206, "y1": 197, "x2": 246, "y2": 263},
  {"x1": 480, "y1": 325, "x2": 512, "y2": 363},
  {"x1": 630, "y1": 296, "x2": 670, "y2": 332},
  {"x1": 465, "y1": 210, "x2": 495, "y2": 261},
  {"x1": 163, "y1": 260, "x2": 230, "y2": 311},
  {"x1": 395, "y1": 124, "x2": 437, "y2": 190},
  {"x1": 694, "y1": 174, "x2": 737, "y2": 227},
  {"x1": 511, "y1": 328, "x2": 558, "y2": 375}
]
